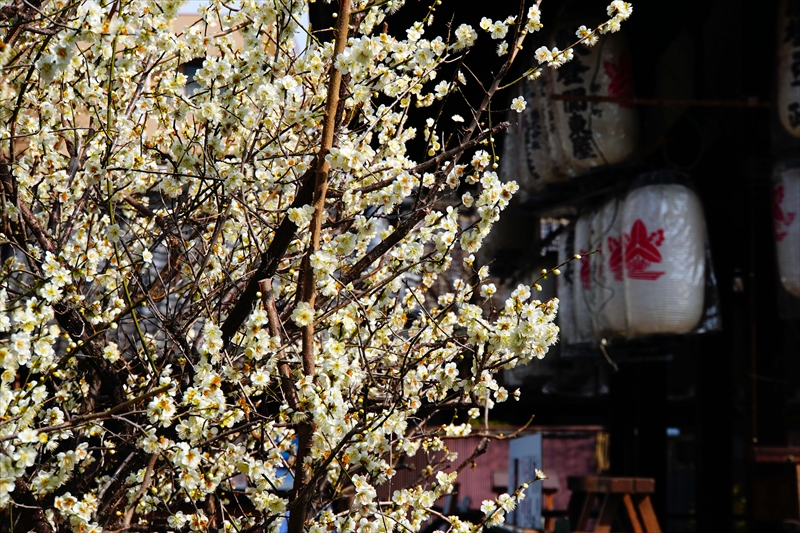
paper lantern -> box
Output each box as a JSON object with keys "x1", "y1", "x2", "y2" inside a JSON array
[
  {"x1": 499, "y1": 86, "x2": 528, "y2": 188},
  {"x1": 557, "y1": 227, "x2": 577, "y2": 344},
  {"x1": 501, "y1": 80, "x2": 567, "y2": 194},
  {"x1": 572, "y1": 211, "x2": 595, "y2": 342},
  {"x1": 773, "y1": 164, "x2": 800, "y2": 297},
  {"x1": 548, "y1": 29, "x2": 639, "y2": 176},
  {"x1": 592, "y1": 198, "x2": 627, "y2": 337},
  {"x1": 503, "y1": 29, "x2": 638, "y2": 192},
  {"x1": 521, "y1": 78, "x2": 568, "y2": 187},
  {"x1": 622, "y1": 181, "x2": 706, "y2": 336},
  {"x1": 776, "y1": 0, "x2": 800, "y2": 138}
]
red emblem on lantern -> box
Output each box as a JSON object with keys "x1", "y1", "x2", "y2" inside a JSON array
[
  {"x1": 597, "y1": 249, "x2": 604, "y2": 278},
  {"x1": 607, "y1": 236, "x2": 624, "y2": 281},
  {"x1": 624, "y1": 219, "x2": 665, "y2": 281},
  {"x1": 773, "y1": 184, "x2": 796, "y2": 242},
  {"x1": 579, "y1": 249, "x2": 591, "y2": 290},
  {"x1": 603, "y1": 51, "x2": 634, "y2": 109}
]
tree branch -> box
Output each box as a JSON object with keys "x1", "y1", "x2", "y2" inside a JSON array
[
  {"x1": 327, "y1": 121, "x2": 509, "y2": 198},
  {"x1": 259, "y1": 278, "x2": 300, "y2": 411},
  {"x1": 122, "y1": 452, "x2": 159, "y2": 529},
  {"x1": 219, "y1": 164, "x2": 317, "y2": 343},
  {"x1": 289, "y1": 2, "x2": 352, "y2": 533},
  {"x1": 0, "y1": 384, "x2": 171, "y2": 442}
]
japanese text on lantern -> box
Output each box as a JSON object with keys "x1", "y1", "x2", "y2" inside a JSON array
[
  {"x1": 784, "y1": 2, "x2": 800, "y2": 128},
  {"x1": 523, "y1": 81, "x2": 544, "y2": 181},
  {"x1": 556, "y1": 29, "x2": 596, "y2": 160}
]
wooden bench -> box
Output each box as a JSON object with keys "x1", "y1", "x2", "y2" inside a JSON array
[
  {"x1": 566, "y1": 476, "x2": 661, "y2": 533},
  {"x1": 541, "y1": 475, "x2": 560, "y2": 532}
]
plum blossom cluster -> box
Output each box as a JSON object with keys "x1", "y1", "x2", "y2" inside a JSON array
[
  {"x1": 0, "y1": 0, "x2": 627, "y2": 531},
  {"x1": 529, "y1": 0, "x2": 632, "y2": 81}
]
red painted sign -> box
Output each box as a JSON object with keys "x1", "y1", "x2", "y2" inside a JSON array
[
  {"x1": 623, "y1": 219, "x2": 665, "y2": 281},
  {"x1": 607, "y1": 236, "x2": 624, "y2": 282},
  {"x1": 773, "y1": 184, "x2": 796, "y2": 242}
]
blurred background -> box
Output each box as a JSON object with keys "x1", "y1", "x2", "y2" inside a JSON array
[{"x1": 375, "y1": 1, "x2": 799, "y2": 532}]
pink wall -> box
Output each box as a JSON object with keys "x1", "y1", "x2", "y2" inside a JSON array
[
  {"x1": 378, "y1": 436, "x2": 507, "y2": 509},
  {"x1": 378, "y1": 428, "x2": 603, "y2": 513}
]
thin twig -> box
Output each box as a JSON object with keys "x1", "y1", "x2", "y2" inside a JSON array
[
  {"x1": 0, "y1": 385, "x2": 172, "y2": 443},
  {"x1": 327, "y1": 121, "x2": 509, "y2": 198},
  {"x1": 259, "y1": 279, "x2": 300, "y2": 410},
  {"x1": 122, "y1": 452, "x2": 159, "y2": 528}
]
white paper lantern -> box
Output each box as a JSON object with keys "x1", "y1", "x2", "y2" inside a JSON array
[
  {"x1": 572, "y1": 212, "x2": 595, "y2": 342},
  {"x1": 557, "y1": 228, "x2": 577, "y2": 344},
  {"x1": 503, "y1": 30, "x2": 639, "y2": 192},
  {"x1": 622, "y1": 183, "x2": 706, "y2": 336},
  {"x1": 500, "y1": 86, "x2": 528, "y2": 188},
  {"x1": 501, "y1": 80, "x2": 568, "y2": 194},
  {"x1": 592, "y1": 198, "x2": 627, "y2": 337},
  {"x1": 776, "y1": 0, "x2": 800, "y2": 138},
  {"x1": 548, "y1": 30, "x2": 639, "y2": 176},
  {"x1": 773, "y1": 165, "x2": 800, "y2": 297},
  {"x1": 522, "y1": 78, "x2": 568, "y2": 186}
]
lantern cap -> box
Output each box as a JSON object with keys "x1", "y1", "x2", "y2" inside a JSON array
[{"x1": 630, "y1": 170, "x2": 692, "y2": 190}]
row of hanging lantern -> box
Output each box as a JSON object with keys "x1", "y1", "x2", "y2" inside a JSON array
[
  {"x1": 500, "y1": 28, "x2": 639, "y2": 194},
  {"x1": 494, "y1": 0, "x2": 800, "y2": 353},
  {"x1": 774, "y1": 0, "x2": 800, "y2": 301},
  {"x1": 558, "y1": 173, "x2": 709, "y2": 344},
  {"x1": 503, "y1": 1, "x2": 800, "y2": 343},
  {"x1": 773, "y1": 161, "x2": 800, "y2": 298}
]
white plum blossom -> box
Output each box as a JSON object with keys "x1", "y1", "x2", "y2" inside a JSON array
[
  {"x1": 577, "y1": 24, "x2": 592, "y2": 39},
  {"x1": 480, "y1": 284, "x2": 497, "y2": 298},
  {"x1": 106, "y1": 224, "x2": 122, "y2": 243},
  {"x1": 291, "y1": 301, "x2": 315, "y2": 327},
  {"x1": 608, "y1": 0, "x2": 633, "y2": 19},
  {"x1": 535, "y1": 45, "x2": 553, "y2": 64},
  {"x1": 454, "y1": 24, "x2": 478, "y2": 50}
]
